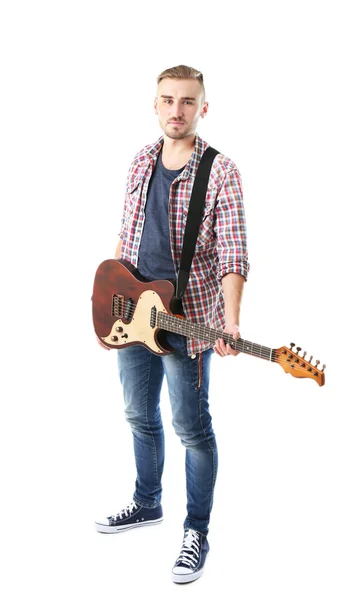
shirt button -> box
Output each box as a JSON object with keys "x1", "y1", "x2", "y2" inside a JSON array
[{"x1": 190, "y1": 353, "x2": 196, "y2": 359}]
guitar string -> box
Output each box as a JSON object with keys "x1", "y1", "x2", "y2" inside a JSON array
[{"x1": 111, "y1": 300, "x2": 322, "y2": 371}]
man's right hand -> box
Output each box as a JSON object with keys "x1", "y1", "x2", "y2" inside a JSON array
[{"x1": 96, "y1": 335, "x2": 110, "y2": 350}]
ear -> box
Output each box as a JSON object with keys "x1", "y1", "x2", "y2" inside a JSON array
[
  {"x1": 200, "y1": 101, "x2": 209, "y2": 119},
  {"x1": 154, "y1": 97, "x2": 158, "y2": 114}
]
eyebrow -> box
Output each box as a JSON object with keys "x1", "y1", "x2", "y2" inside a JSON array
[{"x1": 160, "y1": 95, "x2": 196, "y2": 101}]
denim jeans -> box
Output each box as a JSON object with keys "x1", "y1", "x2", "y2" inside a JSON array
[{"x1": 117, "y1": 332, "x2": 217, "y2": 535}]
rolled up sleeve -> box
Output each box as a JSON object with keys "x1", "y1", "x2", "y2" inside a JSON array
[{"x1": 214, "y1": 168, "x2": 250, "y2": 281}]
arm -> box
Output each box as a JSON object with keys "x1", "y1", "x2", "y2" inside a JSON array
[
  {"x1": 114, "y1": 239, "x2": 123, "y2": 259},
  {"x1": 222, "y1": 272, "x2": 244, "y2": 327},
  {"x1": 213, "y1": 167, "x2": 249, "y2": 357},
  {"x1": 214, "y1": 272, "x2": 244, "y2": 357}
]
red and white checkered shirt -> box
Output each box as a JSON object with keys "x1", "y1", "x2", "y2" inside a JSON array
[{"x1": 119, "y1": 133, "x2": 249, "y2": 356}]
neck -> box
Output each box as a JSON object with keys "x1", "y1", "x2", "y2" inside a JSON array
[
  {"x1": 161, "y1": 134, "x2": 195, "y2": 170},
  {"x1": 162, "y1": 133, "x2": 195, "y2": 153}
]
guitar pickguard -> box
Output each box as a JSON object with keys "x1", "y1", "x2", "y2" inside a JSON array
[{"x1": 102, "y1": 290, "x2": 169, "y2": 353}]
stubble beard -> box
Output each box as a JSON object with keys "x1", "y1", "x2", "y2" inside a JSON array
[{"x1": 161, "y1": 119, "x2": 194, "y2": 140}]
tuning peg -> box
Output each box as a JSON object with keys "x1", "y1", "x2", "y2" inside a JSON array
[
  {"x1": 315, "y1": 360, "x2": 320, "y2": 368},
  {"x1": 296, "y1": 346, "x2": 302, "y2": 354},
  {"x1": 309, "y1": 355, "x2": 313, "y2": 363},
  {"x1": 303, "y1": 351, "x2": 307, "y2": 359},
  {"x1": 290, "y1": 342, "x2": 295, "y2": 350},
  {"x1": 322, "y1": 364, "x2": 326, "y2": 372}
]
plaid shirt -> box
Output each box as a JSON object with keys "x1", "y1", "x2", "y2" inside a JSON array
[{"x1": 119, "y1": 133, "x2": 249, "y2": 356}]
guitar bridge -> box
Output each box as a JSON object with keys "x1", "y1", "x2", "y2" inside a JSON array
[
  {"x1": 112, "y1": 294, "x2": 135, "y2": 321},
  {"x1": 112, "y1": 294, "x2": 124, "y2": 318}
]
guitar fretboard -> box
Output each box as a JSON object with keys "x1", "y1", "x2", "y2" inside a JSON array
[{"x1": 157, "y1": 312, "x2": 273, "y2": 361}]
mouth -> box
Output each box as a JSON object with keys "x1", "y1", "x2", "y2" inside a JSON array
[{"x1": 168, "y1": 121, "x2": 185, "y2": 126}]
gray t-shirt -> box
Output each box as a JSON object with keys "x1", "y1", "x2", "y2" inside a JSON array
[{"x1": 137, "y1": 152, "x2": 184, "y2": 281}]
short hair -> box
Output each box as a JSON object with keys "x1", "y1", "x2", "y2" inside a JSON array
[{"x1": 157, "y1": 65, "x2": 205, "y2": 100}]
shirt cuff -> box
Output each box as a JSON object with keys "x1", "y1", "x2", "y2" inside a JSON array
[{"x1": 217, "y1": 260, "x2": 250, "y2": 282}]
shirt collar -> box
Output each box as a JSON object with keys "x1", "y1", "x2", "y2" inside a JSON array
[{"x1": 146, "y1": 133, "x2": 209, "y2": 181}]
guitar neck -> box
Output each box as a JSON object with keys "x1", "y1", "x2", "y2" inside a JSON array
[{"x1": 157, "y1": 312, "x2": 274, "y2": 361}]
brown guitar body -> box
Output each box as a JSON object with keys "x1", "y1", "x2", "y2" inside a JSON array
[{"x1": 92, "y1": 259, "x2": 178, "y2": 354}]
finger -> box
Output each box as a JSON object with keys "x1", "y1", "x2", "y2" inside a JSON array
[
  {"x1": 226, "y1": 343, "x2": 239, "y2": 356},
  {"x1": 214, "y1": 340, "x2": 226, "y2": 357},
  {"x1": 218, "y1": 338, "x2": 227, "y2": 351}
]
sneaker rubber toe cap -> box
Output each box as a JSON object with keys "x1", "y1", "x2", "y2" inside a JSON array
[{"x1": 173, "y1": 566, "x2": 193, "y2": 575}]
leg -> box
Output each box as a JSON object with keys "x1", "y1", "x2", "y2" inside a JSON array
[
  {"x1": 117, "y1": 344, "x2": 165, "y2": 508},
  {"x1": 162, "y1": 333, "x2": 217, "y2": 536}
]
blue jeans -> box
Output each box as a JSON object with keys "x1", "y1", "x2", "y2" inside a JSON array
[{"x1": 117, "y1": 332, "x2": 217, "y2": 536}]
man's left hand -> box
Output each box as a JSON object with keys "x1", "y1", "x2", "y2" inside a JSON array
[{"x1": 214, "y1": 323, "x2": 240, "y2": 357}]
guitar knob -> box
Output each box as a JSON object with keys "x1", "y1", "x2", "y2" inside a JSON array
[
  {"x1": 111, "y1": 335, "x2": 118, "y2": 342},
  {"x1": 116, "y1": 326, "x2": 123, "y2": 332}
]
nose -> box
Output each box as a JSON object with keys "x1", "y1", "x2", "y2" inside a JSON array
[{"x1": 170, "y1": 101, "x2": 184, "y2": 119}]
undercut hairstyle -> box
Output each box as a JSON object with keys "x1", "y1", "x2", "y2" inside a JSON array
[{"x1": 157, "y1": 65, "x2": 206, "y2": 100}]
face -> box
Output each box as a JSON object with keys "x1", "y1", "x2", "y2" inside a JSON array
[{"x1": 154, "y1": 78, "x2": 208, "y2": 140}]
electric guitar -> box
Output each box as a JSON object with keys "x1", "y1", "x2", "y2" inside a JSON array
[{"x1": 92, "y1": 259, "x2": 326, "y2": 386}]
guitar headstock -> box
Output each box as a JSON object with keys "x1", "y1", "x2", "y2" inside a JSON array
[{"x1": 274, "y1": 343, "x2": 326, "y2": 386}]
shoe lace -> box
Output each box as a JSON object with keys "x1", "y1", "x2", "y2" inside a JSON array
[
  {"x1": 111, "y1": 500, "x2": 138, "y2": 521},
  {"x1": 175, "y1": 529, "x2": 201, "y2": 568}
]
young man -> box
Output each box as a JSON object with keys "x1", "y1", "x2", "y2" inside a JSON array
[{"x1": 95, "y1": 65, "x2": 249, "y2": 584}]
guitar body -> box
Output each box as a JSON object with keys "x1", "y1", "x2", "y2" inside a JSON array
[{"x1": 92, "y1": 259, "x2": 178, "y2": 355}]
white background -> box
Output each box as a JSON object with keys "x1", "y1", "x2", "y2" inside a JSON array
[{"x1": 1, "y1": 1, "x2": 352, "y2": 598}]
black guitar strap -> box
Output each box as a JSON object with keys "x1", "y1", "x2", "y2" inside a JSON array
[{"x1": 175, "y1": 145, "x2": 220, "y2": 300}]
